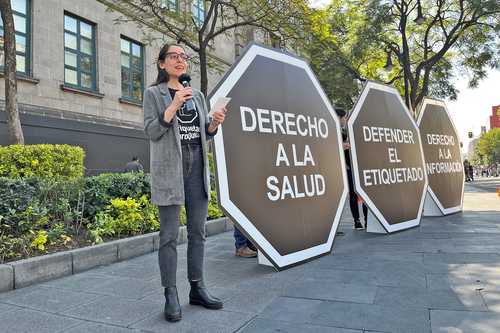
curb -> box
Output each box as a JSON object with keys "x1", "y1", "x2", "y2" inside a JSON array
[{"x1": 0, "y1": 217, "x2": 230, "y2": 293}]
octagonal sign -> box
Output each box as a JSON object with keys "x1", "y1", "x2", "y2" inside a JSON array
[
  {"x1": 209, "y1": 43, "x2": 348, "y2": 270},
  {"x1": 417, "y1": 98, "x2": 464, "y2": 216},
  {"x1": 347, "y1": 81, "x2": 428, "y2": 233}
]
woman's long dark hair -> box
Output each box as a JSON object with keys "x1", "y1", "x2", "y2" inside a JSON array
[{"x1": 151, "y1": 43, "x2": 184, "y2": 86}]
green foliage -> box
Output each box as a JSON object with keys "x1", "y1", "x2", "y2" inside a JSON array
[
  {"x1": 30, "y1": 230, "x2": 48, "y2": 252},
  {"x1": 208, "y1": 191, "x2": 224, "y2": 220},
  {"x1": 307, "y1": 0, "x2": 386, "y2": 108},
  {"x1": 103, "y1": 0, "x2": 308, "y2": 94},
  {"x1": 89, "y1": 195, "x2": 159, "y2": 243},
  {"x1": 0, "y1": 233, "x2": 32, "y2": 263},
  {"x1": 0, "y1": 144, "x2": 85, "y2": 179},
  {"x1": 208, "y1": 152, "x2": 216, "y2": 191},
  {"x1": 474, "y1": 128, "x2": 500, "y2": 166},
  {"x1": 208, "y1": 152, "x2": 215, "y2": 177},
  {"x1": 38, "y1": 178, "x2": 85, "y2": 224},
  {"x1": 0, "y1": 177, "x2": 39, "y2": 228},
  {"x1": 83, "y1": 172, "x2": 150, "y2": 218},
  {"x1": 0, "y1": 169, "x2": 225, "y2": 262},
  {"x1": 307, "y1": 0, "x2": 500, "y2": 109},
  {"x1": 180, "y1": 206, "x2": 187, "y2": 226},
  {"x1": 0, "y1": 177, "x2": 52, "y2": 243},
  {"x1": 0, "y1": 178, "x2": 55, "y2": 259}
]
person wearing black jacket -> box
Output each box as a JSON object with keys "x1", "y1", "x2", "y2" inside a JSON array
[
  {"x1": 336, "y1": 107, "x2": 367, "y2": 230},
  {"x1": 124, "y1": 156, "x2": 144, "y2": 173}
]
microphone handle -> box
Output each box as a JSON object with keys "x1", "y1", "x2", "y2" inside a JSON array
[{"x1": 181, "y1": 81, "x2": 196, "y2": 112}]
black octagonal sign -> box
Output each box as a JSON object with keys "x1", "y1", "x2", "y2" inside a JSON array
[
  {"x1": 209, "y1": 43, "x2": 348, "y2": 270},
  {"x1": 348, "y1": 81, "x2": 428, "y2": 233},
  {"x1": 417, "y1": 98, "x2": 464, "y2": 215}
]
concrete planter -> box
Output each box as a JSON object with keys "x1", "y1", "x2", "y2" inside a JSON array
[
  {"x1": 0, "y1": 217, "x2": 228, "y2": 293},
  {"x1": 0, "y1": 265, "x2": 14, "y2": 292},
  {"x1": 11, "y1": 252, "x2": 73, "y2": 289},
  {"x1": 72, "y1": 242, "x2": 119, "y2": 274}
]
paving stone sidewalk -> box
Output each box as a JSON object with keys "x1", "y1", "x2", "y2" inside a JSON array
[{"x1": 0, "y1": 179, "x2": 499, "y2": 333}]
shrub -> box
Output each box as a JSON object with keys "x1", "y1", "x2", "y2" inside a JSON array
[
  {"x1": 208, "y1": 152, "x2": 216, "y2": 190},
  {"x1": 0, "y1": 162, "x2": 226, "y2": 262},
  {"x1": 0, "y1": 177, "x2": 38, "y2": 220},
  {"x1": 30, "y1": 230, "x2": 48, "y2": 251},
  {"x1": 0, "y1": 144, "x2": 85, "y2": 179},
  {"x1": 0, "y1": 177, "x2": 84, "y2": 261},
  {"x1": 83, "y1": 173, "x2": 150, "y2": 218},
  {"x1": 38, "y1": 178, "x2": 85, "y2": 224},
  {"x1": 0, "y1": 177, "x2": 43, "y2": 233},
  {"x1": 89, "y1": 195, "x2": 159, "y2": 243},
  {"x1": 208, "y1": 191, "x2": 224, "y2": 220},
  {"x1": 0, "y1": 233, "x2": 33, "y2": 263}
]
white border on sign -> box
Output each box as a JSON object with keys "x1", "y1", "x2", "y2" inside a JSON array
[
  {"x1": 210, "y1": 44, "x2": 349, "y2": 269},
  {"x1": 347, "y1": 81, "x2": 428, "y2": 233},
  {"x1": 416, "y1": 98, "x2": 465, "y2": 215}
]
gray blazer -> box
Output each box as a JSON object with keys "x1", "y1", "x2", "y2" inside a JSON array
[{"x1": 143, "y1": 82, "x2": 215, "y2": 206}]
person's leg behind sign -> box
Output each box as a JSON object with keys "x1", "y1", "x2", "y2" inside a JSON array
[
  {"x1": 347, "y1": 168, "x2": 364, "y2": 230},
  {"x1": 362, "y1": 202, "x2": 368, "y2": 225},
  {"x1": 234, "y1": 227, "x2": 257, "y2": 258}
]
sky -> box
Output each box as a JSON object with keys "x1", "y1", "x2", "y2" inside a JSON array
[{"x1": 447, "y1": 70, "x2": 500, "y2": 155}]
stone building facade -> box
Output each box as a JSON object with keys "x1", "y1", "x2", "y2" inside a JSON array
[{"x1": 0, "y1": 0, "x2": 262, "y2": 173}]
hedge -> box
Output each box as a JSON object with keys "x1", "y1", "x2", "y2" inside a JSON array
[
  {"x1": 0, "y1": 172, "x2": 225, "y2": 263},
  {"x1": 0, "y1": 144, "x2": 85, "y2": 179},
  {"x1": 83, "y1": 172, "x2": 151, "y2": 218}
]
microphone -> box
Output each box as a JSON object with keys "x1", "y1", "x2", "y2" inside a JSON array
[{"x1": 178, "y1": 73, "x2": 196, "y2": 113}]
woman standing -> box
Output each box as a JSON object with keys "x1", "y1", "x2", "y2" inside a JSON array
[{"x1": 143, "y1": 43, "x2": 226, "y2": 322}]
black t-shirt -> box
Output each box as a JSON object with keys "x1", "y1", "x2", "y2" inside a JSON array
[{"x1": 169, "y1": 88, "x2": 202, "y2": 145}]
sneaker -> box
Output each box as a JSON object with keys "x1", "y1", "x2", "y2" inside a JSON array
[
  {"x1": 354, "y1": 220, "x2": 364, "y2": 230},
  {"x1": 235, "y1": 246, "x2": 257, "y2": 258}
]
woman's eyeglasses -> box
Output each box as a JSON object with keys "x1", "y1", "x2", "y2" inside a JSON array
[{"x1": 166, "y1": 52, "x2": 190, "y2": 61}]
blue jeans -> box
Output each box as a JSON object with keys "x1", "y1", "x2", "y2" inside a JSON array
[{"x1": 234, "y1": 227, "x2": 250, "y2": 250}]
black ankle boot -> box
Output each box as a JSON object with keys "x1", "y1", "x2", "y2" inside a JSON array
[
  {"x1": 164, "y1": 287, "x2": 182, "y2": 322},
  {"x1": 189, "y1": 280, "x2": 223, "y2": 310}
]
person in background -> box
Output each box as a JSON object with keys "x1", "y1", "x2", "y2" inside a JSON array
[
  {"x1": 463, "y1": 159, "x2": 470, "y2": 182},
  {"x1": 468, "y1": 164, "x2": 474, "y2": 182},
  {"x1": 143, "y1": 43, "x2": 226, "y2": 323},
  {"x1": 234, "y1": 226, "x2": 257, "y2": 258},
  {"x1": 336, "y1": 107, "x2": 367, "y2": 230},
  {"x1": 124, "y1": 156, "x2": 144, "y2": 173}
]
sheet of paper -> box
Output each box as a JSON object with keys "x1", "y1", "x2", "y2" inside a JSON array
[{"x1": 209, "y1": 97, "x2": 231, "y2": 116}]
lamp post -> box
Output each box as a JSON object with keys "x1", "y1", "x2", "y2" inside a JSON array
[{"x1": 414, "y1": 0, "x2": 425, "y2": 25}]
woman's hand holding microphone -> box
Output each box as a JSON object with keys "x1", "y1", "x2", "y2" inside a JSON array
[
  {"x1": 163, "y1": 87, "x2": 193, "y2": 123},
  {"x1": 163, "y1": 86, "x2": 226, "y2": 133}
]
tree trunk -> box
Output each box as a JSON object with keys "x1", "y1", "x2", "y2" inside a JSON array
[
  {"x1": 0, "y1": 0, "x2": 24, "y2": 144},
  {"x1": 199, "y1": 48, "x2": 208, "y2": 96}
]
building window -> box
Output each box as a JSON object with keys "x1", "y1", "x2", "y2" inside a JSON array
[
  {"x1": 120, "y1": 37, "x2": 144, "y2": 103},
  {"x1": 160, "y1": 0, "x2": 178, "y2": 12},
  {"x1": 64, "y1": 13, "x2": 96, "y2": 91},
  {"x1": 0, "y1": 0, "x2": 31, "y2": 75},
  {"x1": 191, "y1": 0, "x2": 205, "y2": 26}
]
